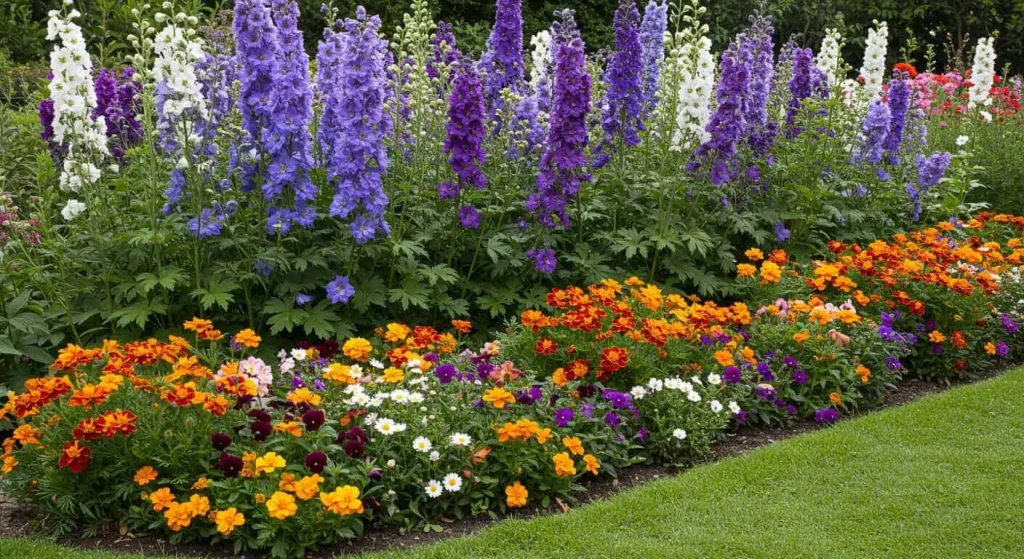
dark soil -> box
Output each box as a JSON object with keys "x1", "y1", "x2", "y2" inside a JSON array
[{"x1": 0, "y1": 366, "x2": 1015, "y2": 558}]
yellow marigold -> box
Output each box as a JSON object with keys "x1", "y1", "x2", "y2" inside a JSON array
[
  {"x1": 901, "y1": 260, "x2": 923, "y2": 274},
  {"x1": 12, "y1": 425, "x2": 40, "y2": 446},
  {"x1": 759, "y1": 261, "x2": 782, "y2": 284},
  {"x1": 320, "y1": 485, "x2": 365, "y2": 515},
  {"x1": 829, "y1": 392, "x2": 842, "y2": 405},
  {"x1": 164, "y1": 502, "x2": 193, "y2": 531},
  {"x1": 266, "y1": 491, "x2": 297, "y2": 520},
  {"x1": 149, "y1": 487, "x2": 176, "y2": 512},
  {"x1": 2, "y1": 455, "x2": 17, "y2": 474},
  {"x1": 323, "y1": 363, "x2": 357, "y2": 385},
  {"x1": 342, "y1": 338, "x2": 373, "y2": 362},
  {"x1": 255, "y1": 452, "x2": 286, "y2": 475},
  {"x1": 253, "y1": 493, "x2": 266, "y2": 504},
  {"x1": 583, "y1": 454, "x2": 600, "y2": 475},
  {"x1": 191, "y1": 477, "x2": 209, "y2": 490},
  {"x1": 624, "y1": 276, "x2": 644, "y2": 287},
  {"x1": 736, "y1": 263, "x2": 756, "y2": 278},
  {"x1": 532, "y1": 426, "x2": 552, "y2": 444},
  {"x1": 187, "y1": 494, "x2": 210, "y2": 517},
  {"x1": 505, "y1": 481, "x2": 528, "y2": 508},
  {"x1": 856, "y1": 365, "x2": 871, "y2": 383},
  {"x1": 985, "y1": 341, "x2": 997, "y2": 355},
  {"x1": 482, "y1": 387, "x2": 515, "y2": 409},
  {"x1": 274, "y1": 421, "x2": 303, "y2": 437},
  {"x1": 234, "y1": 329, "x2": 261, "y2": 349},
  {"x1": 279, "y1": 473, "x2": 297, "y2": 492},
  {"x1": 134, "y1": 466, "x2": 159, "y2": 486},
  {"x1": 744, "y1": 248, "x2": 764, "y2": 261},
  {"x1": 562, "y1": 436, "x2": 584, "y2": 456},
  {"x1": 928, "y1": 330, "x2": 946, "y2": 344},
  {"x1": 287, "y1": 387, "x2": 322, "y2": 407},
  {"x1": 382, "y1": 367, "x2": 405, "y2": 384},
  {"x1": 183, "y1": 317, "x2": 213, "y2": 334},
  {"x1": 713, "y1": 350, "x2": 735, "y2": 367},
  {"x1": 553, "y1": 452, "x2": 576, "y2": 477},
  {"x1": 384, "y1": 323, "x2": 411, "y2": 343},
  {"x1": 215, "y1": 507, "x2": 245, "y2": 536},
  {"x1": 293, "y1": 474, "x2": 325, "y2": 501},
  {"x1": 793, "y1": 330, "x2": 811, "y2": 344}
]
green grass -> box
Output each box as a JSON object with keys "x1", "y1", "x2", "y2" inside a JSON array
[{"x1": 4, "y1": 370, "x2": 1024, "y2": 559}]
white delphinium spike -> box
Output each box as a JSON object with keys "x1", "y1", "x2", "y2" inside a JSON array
[
  {"x1": 858, "y1": 20, "x2": 888, "y2": 97},
  {"x1": 968, "y1": 37, "x2": 996, "y2": 112}
]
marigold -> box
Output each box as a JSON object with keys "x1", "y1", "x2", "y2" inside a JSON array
[
  {"x1": 183, "y1": 317, "x2": 214, "y2": 334},
  {"x1": 713, "y1": 350, "x2": 735, "y2": 367},
  {"x1": 482, "y1": 387, "x2": 515, "y2": 409},
  {"x1": 68, "y1": 383, "x2": 113, "y2": 409},
  {"x1": 320, "y1": 485, "x2": 365, "y2": 515},
  {"x1": 856, "y1": 365, "x2": 871, "y2": 383},
  {"x1": 149, "y1": 487, "x2": 176, "y2": 512},
  {"x1": 534, "y1": 337, "x2": 558, "y2": 356},
  {"x1": 382, "y1": 367, "x2": 405, "y2": 383},
  {"x1": 164, "y1": 502, "x2": 193, "y2": 531},
  {"x1": 553, "y1": 452, "x2": 576, "y2": 477},
  {"x1": 829, "y1": 392, "x2": 842, "y2": 405},
  {"x1": 505, "y1": 481, "x2": 528, "y2": 508},
  {"x1": 451, "y1": 320, "x2": 473, "y2": 334},
  {"x1": 985, "y1": 341, "x2": 998, "y2": 355},
  {"x1": 793, "y1": 331, "x2": 811, "y2": 344},
  {"x1": 215, "y1": 507, "x2": 245, "y2": 535},
  {"x1": 191, "y1": 477, "x2": 209, "y2": 490},
  {"x1": 12, "y1": 424, "x2": 41, "y2": 446},
  {"x1": 744, "y1": 248, "x2": 764, "y2": 261},
  {"x1": 342, "y1": 338, "x2": 372, "y2": 362},
  {"x1": 134, "y1": 466, "x2": 159, "y2": 486},
  {"x1": 2, "y1": 456, "x2": 17, "y2": 474},
  {"x1": 384, "y1": 323, "x2": 411, "y2": 342},
  {"x1": 255, "y1": 452, "x2": 286, "y2": 475},
  {"x1": 287, "y1": 387, "x2": 322, "y2": 407},
  {"x1": 187, "y1": 494, "x2": 211, "y2": 516},
  {"x1": 234, "y1": 329, "x2": 262, "y2": 349},
  {"x1": 293, "y1": 474, "x2": 325, "y2": 501},
  {"x1": 736, "y1": 263, "x2": 756, "y2": 278},
  {"x1": 266, "y1": 491, "x2": 298, "y2": 520},
  {"x1": 58, "y1": 440, "x2": 91, "y2": 473},
  {"x1": 928, "y1": 330, "x2": 947, "y2": 344},
  {"x1": 274, "y1": 421, "x2": 303, "y2": 437},
  {"x1": 562, "y1": 436, "x2": 584, "y2": 456},
  {"x1": 583, "y1": 454, "x2": 600, "y2": 475}
]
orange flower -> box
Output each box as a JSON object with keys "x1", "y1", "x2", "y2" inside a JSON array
[
  {"x1": 505, "y1": 481, "x2": 528, "y2": 508},
  {"x1": 829, "y1": 392, "x2": 842, "y2": 405},
  {"x1": 534, "y1": 337, "x2": 558, "y2": 356},
  {"x1": 744, "y1": 248, "x2": 764, "y2": 261},
  {"x1": 1, "y1": 455, "x2": 17, "y2": 474},
  {"x1": 149, "y1": 487, "x2": 176, "y2": 512},
  {"x1": 382, "y1": 367, "x2": 405, "y2": 383},
  {"x1": 598, "y1": 347, "x2": 629, "y2": 377},
  {"x1": 451, "y1": 320, "x2": 473, "y2": 334},
  {"x1": 856, "y1": 365, "x2": 871, "y2": 383},
  {"x1": 199, "y1": 329, "x2": 223, "y2": 341},
  {"x1": 58, "y1": 440, "x2": 91, "y2": 473},
  {"x1": 68, "y1": 383, "x2": 113, "y2": 409},
  {"x1": 928, "y1": 330, "x2": 946, "y2": 344},
  {"x1": 793, "y1": 330, "x2": 811, "y2": 344},
  {"x1": 234, "y1": 329, "x2": 261, "y2": 349},
  {"x1": 482, "y1": 387, "x2": 515, "y2": 409},
  {"x1": 215, "y1": 507, "x2": 245, "y2": 535},
  {"x1": 266, "y1": 491, "x2": 298, "y2": 520},
  {"x1": 736, "y1": 263, "x2": 756, "y2": 278},
  {"x1": 562, "y1": 436, "x2": 584, "y2": 456},
  {"x1": 134, "y1": 466, "x2": 159, "y2": 486},
  {"x1": 287, "y1": 387, "x2": 322, "y2": 407},
  {"x1": 274, "y1": 421, "x2": 303, "y2": 437},
  {"x1": 552, "y1": 452, "x2": 576, "y2": 476},
  {"x1": 583, "y1": 454, "x2": 600, "y2": 475},
  {"x1": 342, "y1": 338, "x2": 372, "y2": 362},
  {"x1": 320, "y1": 485, "x2": 364, "y2": 515},
  {"x1": 186, "y1": 494, "x2": 211, "y2": 516},
  {"x1": 164, "y1": 502, "x2": 193, "y2": 531},
  {"x1": 759, "y1": 261, "x2": 782, "y2": 284},
  {"x1": 292, "y1": 474, "x2": 325, "y2": 501},
  {"x1": 383, "y1": 323, "x2": 411, "y2": 342},
  {"x1": 12, "y1": 424, "x2": 41, "y2": 446},
  {"x1": 191, "y1": 477, "x2": 209, "y2": 490},
  {"x1": 985, "y1": 341, "x2": 997, "y2": 355},
  {"x1": 183, "y1": 317, "x2": 214, "y2": 334},
  {"x1": 713, "y1": 350, "x2": 735, "y2": 367}
]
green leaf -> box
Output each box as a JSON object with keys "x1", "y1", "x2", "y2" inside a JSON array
[
  {"x1": 190, "y1": 277, "x2": 240, "y2": 311},
  {"x1": 137, "y1": 266, "x2": 186, "y2": 293},
  {"x1": 5, "y1": 290, "x2": 31, "y2": 316},
  {"x1": 302, "y1": 303, "x2": 340, "y2": 339},
  {"x1": 419, "y1": 264, "x2": 460, "y2": 286},
  {"x1": 388, "y1": 277, "x2": 430, "y2": 311},
  {"x1": 109, "y1": 299, "x2": 168, "y2": 329},
  {"x1": 0, "y1": 336, "x2": 19, "y2": 356},
  {"x1": 18, "y1": 345, "x2": 53, "y2": 365},
  {"x1": 264, "y1": 298, "x2": 308, "y2": 335}
]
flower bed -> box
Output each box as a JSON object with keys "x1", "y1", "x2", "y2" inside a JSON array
[{"x1": 3, "y1": 214, "x2": 1023, "y2": 556}]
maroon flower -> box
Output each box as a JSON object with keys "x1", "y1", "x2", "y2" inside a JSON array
[{"x1": 305, "y1": 451, "x2": 328, "y2": 473}]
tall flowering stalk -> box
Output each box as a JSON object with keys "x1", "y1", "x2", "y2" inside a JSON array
[
  {"x1": 263, "y1": 0, "x2": 316, "y2": 234},
  {"x1": 92, "y1": 68, "x2": 142, "y2": 161},
  {"x1": 691, "y1": 39, "x2": 750, "y2": 186},
  {"x1": 851, "y1": 98, "x2": 891, "y2": 166},
  {"x1": 426, "y1": 21, "x2": 460, "y2": 81},
  {"x1": 968, "y1": 37, "x2": 996, "y2": 115},
  {"x1": 528, "y1": 10, "x2": 591, "y2": 229},
  {"x1": 233, "y1": 0, "x2": 279, "y2": 192},
  {"x1": 318, "y1": 7, "x2": 393, "y2": 244},
  {"x1": 668, "y1": 0, "x2": 715, "y2": 152},
  {"x1": 882, "y1": 72, "x2": 911, "y2": 163},
  {"x1": 594, "y1": 0, "x2": 645, "y2": 169},
  {"x1": 439, "y1": 63, "x2": 487, "y2": 201},
  {"x1": 46, "y1": 5, "x2": 109, "y2": 217},
  {"x1": 907, "y1": 152, "x2": 951, "y2": 221},
  {"x1": 478, "y1": 0, "x2": 525, "y2": 129},
  {"x1": 816, "y1": 28, "x2": 843, "y2": 88},
  {"x1": 638, "y1": 0, "x2": 668, "y2": 112},
  {"x1": 859, "y1": 21, "x2": 888, "y2": 98},
  {"x1": 785, "y1": 47, "x2": 814, "y2": 133},
  {"x1": 506, "y1": 29, "x2": 554, "y2": 160},
  {"x1": 742, "y1": 17, "x2": 776, "y2": 156}
]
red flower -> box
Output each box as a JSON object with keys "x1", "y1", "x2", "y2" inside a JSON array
[
  {"x1": 165, "y1": 384, "x2": 197, "y2": 406},
  {"x1": 58, "y1": 440, "x2": 92, "y2": 473},
  {"x1": 72, "y1": 418, "x2": 104, "y2": 442},
  {"x1": 100, "y1": 409, "x2": 138, "y2": 437},
  {"x1": 893, "y1": 62, "x2": 918, "y2": 78},
  {"x1": 534, "y1": 337, "x2": 558, "y2": 356},
  {"x1": 599, "y1": 347, "x2": 629, "y2": 379}
]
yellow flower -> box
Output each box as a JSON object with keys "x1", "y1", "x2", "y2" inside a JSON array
[
  {"x1": 215, "y1": 507, "x2": 245, "y2": 536},
  {"x1": 255, "y1": 452, "x2": 286, "y2": 475},
  {"x1": 342, "y1": 338, "x2": 372, "y2": 362},
  {"x1": 319, "y1": 485, "x2": 365, "y2": 515},
  {"x1": 234, "y1": 329, "x2": 262, "y2": 349},
  {"x1": 323, "y1": 363, "x2": 357, "y2": 385},
  {"x1": 2, "y1": 455, "x2": 17, "y2": 474},
  {"x1": 552, "y1": 452, "x2": 576, "y2": 477},
  {"x1": 562, "y1": 436, "x2": 584, "y2": 456},
  {"x1": 736, "y1": 263, "x2": 756, "y2": 278},
  {"x1": 384, "y1": 323, "x2": 411, "y2": 343},
  {"x1": 266, "y1": 491, "x2": 298, "y2": 520},
  {"x1": 274, "y1": 421, "x2": 303, "y2": 437},
  {"x1": 134, "y1": 466, "x2": 159, "y2": 486},
  {"x1": 279, "y1": 472, "x2": 297, "y2": 492},
  {"x1": 293, "y1": 474, "x2": 325, "y2": 501},
  {"x1": 382, "y1": 367, "x2": 405, "y2": 383},
  {"x1": 186, "y1": 494, "x2": 210, "y2": 517},
  {"x1": 505, "y1": 481, "x2": 528, "y2": 508},
  {"x1": 191, "y1": 477, "x2": 209, "y2": 490},
  {"x1": 583, "y1": 454, "x2": 601, "y2": 475},
  {"x1": 759, "y1": 261, "x2": 782, "y2": 284},
  {"x1": 253, "y1": 493, "x2": 267, "y2": 504},
  {"x1": 287, "y1": 387, "x2": 322, "y2": 407},
  {"x1": 482, "y1": 387, "x2": 515, "y2": 409},
  {"x1": 164, "y1": 502, "x2": 192, "y2": 531},
  {"x1": 149, "y1": 487, "x2": 176, "y2": 512},
  {"x1": 793, "y1": 330, "x2": 811, "y2": 344},
  {"x1": 744, "y1": 248, "x2": 764, "y2": 261}
]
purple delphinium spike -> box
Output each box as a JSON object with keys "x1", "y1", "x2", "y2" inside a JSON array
[
  {"x1": 852, "y1": 98, "x2": 891, "y2": 165},
  {"x1": 594, "y1": 0, "x2": 645, "y2": 169},
  {"x1": 785, "y1": 47, "x2": 814, "y2": 135},
  {"x1": 440, "y1": 63, "x2": 487, "y2": 199},
  {"x1": 233, "y1": 0, "x2": 280, "y2": 193},
  {"x1": 93, "y1": 68, "x2": 143, "y2": 161},
  {"x1": 743, "y1": 17, "x2": 777, "y2": 156},
  {"x1": 477, "y1": 0, "x2": 525, "y2": 131},
  {"x1": 527, "y1": 10, "x2": 591, "y2": 229},
  {"x1": 883, "y1": 71, "x2": 911, "y2": 164},
  {"x1": 427, "y1": 21, "x2": 461, "y2": 81},
  {"x1": 692, "y1": 38, "x2": 751, "y2": 186},
  {"x1": 638, "y1": 0, "x2": 668, "y2": 112}
]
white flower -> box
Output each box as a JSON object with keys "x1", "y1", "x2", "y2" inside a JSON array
[
  {"x1": 706, "y1": 373, "x2": 722, "y2": 386},
  {"x1": 672, "y1": 429, "x2": 687, "y2": 440},
  {"x1": 664, "y1": 377, "x2": 682, "y2": 390},
  {"x1": 442, "y1": 473, "x2": 463, "y2": 492},
  {"x1": 425, "y1": 480, "x2": 443, "y2": 498},
  {"x1": 390, "y1": 389, "x2": 410, "y2": 404},
  {"x1": 349, "y1": 364, "x2": 364, "y2": 378},
  {"x1": 367, "y1": 396, "x2": 384, "y2": 408},
  {"x1": 647, "y1": 378, "x2": 664, "y2": 391},
  {"x1": 279, "y1": 357, "x2": 295, "y2": 374},
  {"x1": 630, "y1": 386, "x2": 647, "y2": 399},
  {"x1": 816, "y1": 28, "x2": 844, "y2": 88},
  {"x1": 407, "y1": 359, "x2": 422, "y2": 370},
  {"x1": 429, "y1": 451, "x2": 440, "y2": 462},
  {"x1": 60, "y1": 199, "x2": 86, "y2": 221},
  {"x1": 968, "y1": 37, "x2": 996, "y2": 110},
  {"x1": 956, "y1": 135, "x2": 970, "y2": 146},
  {"x1": 690, "y1": 375, "x2": 703, "y2": 385},
  {"x1": 393, "y1": 422, "x2": 408, "y2": 433},
  {"x1": 728, "y1": 401, "x2": 741, "y2": 414},
  {"x1": 670, "y1": 33, "x2": 715, "y2": 151},
  {"x1": 408, "y1": 392, "x2": 425, "y2": 404},
  {"x1": 412, "y1": 436, "x2": 432, "y2": 453},
  {"x1": 450, "y1": 433, "x2": 472, "y2": 447},
  {"x1": 290, "y1": 348, "x2": 307, "y2": 361},
  {"x1": 687, "y1": 390, "x2": 702, "y2": 402},
  {"x1": 375, "y1": 418, "x2": 398, "y2": 435},
  {"x1": 710, "y1": 400, "x2": 724, "y2": 413},
  {"x1": 369, "y1": 358, "x2": 385, "y2": 369},
  {"x1": 679, "y1": 381, "x2": 694, "y2": 393},
  {"x1": 528, "y1": 29, "x2": 553, "y2": 88},
  {"x1": 859, "y1": 21, "x2": 889, "y2": 97},
  {"x1": 386, "y1": 459, "x2": 396, "y2": 468},
  {"x1": 349, "y1": 393, "x2": 370, "y2": 406}
]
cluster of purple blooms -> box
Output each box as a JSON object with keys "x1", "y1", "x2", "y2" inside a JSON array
[
  {"x1": 638, "y1": 0, "x2": 668, "y2": 112},
  {"x1": 439, "y1": 64, "x2": 488, "y2": 202},
  {"x1": 593, "y1": 0, "x2": 645, "y2": 169},
  {"x1": 477, "y1": 0, "x2": 525, "y2": 130}
]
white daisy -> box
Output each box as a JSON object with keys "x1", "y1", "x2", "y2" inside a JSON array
[
  {"x1": 442, "y1": 473, "x2": 463, "y2": 492},
  {"x1": 429, "y1": 451, "x2": 441, "y2": 462},
  {"x1": 369, "y1": 358, "x2": 385, "y2": 369},
  {"x1": 425, "y1": 480, "x2": 443, "y2": 498},
  {"x1": 391, "y1": 389, "x2": 410, "y2": 404},
  {"x1": 680, "y1": 382, "x2": 694, "y2": 393},
  {"x1": 647, "y1": 378, "x2": 664, "y2": 391},
  {"x1": 348, "y1": 364, "x2": 364, "y2": 379},
  {"x1": 672, "y1": 429, "x2": 687, "y2": 440},
  {"x1": 630, "y1": 386, "x2": 647, "y2": 399},
  {"x1": 710, "y1": 400, "x2": 723, "y2": 413},
  {"x1": 687, "y1": 390, "x2": 701, "y2": 402},
  {"x1": 450, "y1": 433, "x2": 472, "y2": 447},
  {"x1": 290, "y1": 348, "x2": 307, "y2": 361},
  {"x1": 707, "y1": 373, "x2": 722, "y2": 385},
  {"x1": 393, "y1": 422, "x2": 408, "y2": 433},
  {"x1": 412, "y1": 436, "x2": 433, "y2": 453},
  {"x1": 664, "y1": 377, "x2": 682, "y2": 390},
  {"x1": 375, "y1": 418, "x2": 397, "y2": 435},
  {"x1": 408, "y1": 392, "x2": 425, "y2": 404}
]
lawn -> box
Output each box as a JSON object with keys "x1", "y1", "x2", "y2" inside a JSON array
[{"x1": 4, "y1": 368, "x2": 1024, "y2": 559}]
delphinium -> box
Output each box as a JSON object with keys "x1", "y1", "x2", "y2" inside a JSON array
[
  {"x1": 882, "y1": 71, "x2": 912, "y2": 165},
  {"x1": 507, "y1": 29, "x2": 554, "y2": 160},
  {"x1": 667, "y1": 0, "x2": 714, "y2": 152},
  {"x1": 232, "y1": 0, "x2": 279, "y2": 193},
  {"x1": 593, "y1": 0, "x2": 644, "y2": 169},
  {"x1": 390, "y1": 0, "x2": 438, "y2": 159},
  {"x1": 45, "y1": 4, "x2": 110, "y2": 220},
  {"x1": 526, "y1": 9, "x2": 591, "y2": 229},
  {"x1": 638, "y1": 0, "x2": 668, "y2": 113},
  {"x1": 816, "y1": 28, "x2": 844, "y2": 90},
  {"x1": 263, "y1": 0, "x2": 316, "y2": 235},
  {"x1": 92, "y1": 68, "x2": 143, "y2": 161},
  {"x1": 438, "y1": 62, "x2": 487, "y2": 209},
  {"x1": 858, "y1": 20, "x2": 888, "y2": 98},
  {"x1": 968, "y1": 37, "x2": 996, "y2": 118},
  {"x1": 477, "y1": 0, "x2": 525, "y2": 131},
  {"x1": 690, "y1": 37, "x2": 750, "y2": 186},
  {"x1": 906, "y1": 152, "x2": 952, "y2": 222},
  {"x1": 742, "y1": 16, "x2": 776, "y2": 157},
  {"x1": 426, "y1": 21, "x2": 460, "y2": 82},
  {"x1": 850, "y1": 98, "x2": 891, "y2": 167},
  {"x1": 317, "y1": 7, "x2": 393, "y2": 244},
  {"x1": 784, "y1": 47, "x2": 814, "y2": 135}
]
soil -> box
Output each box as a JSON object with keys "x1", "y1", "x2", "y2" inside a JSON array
[{"x1": 0, "y1": 366, "x2": 1015, "y2": 558}]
